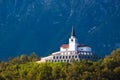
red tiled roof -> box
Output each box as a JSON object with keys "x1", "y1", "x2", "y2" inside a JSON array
[{"x1": 61, "y1": 44, "x2": 69, "y2": 48}]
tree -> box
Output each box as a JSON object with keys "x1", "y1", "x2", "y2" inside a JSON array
[
  {"x1": 29, "y1": 52, "x2": 39, "y2": 62},
  {"x1": 37, "y1": 63, "x2": 52, "y2": 80},
  {"x1": 113, "y1": 67, "x2": 120, "y2": 80},
  {"x1": 0, "y1": 75, "x2": 5, "y2": 80},
  {"x1": 52, "y1": 66, "x2": 61, "y2": 80},
  {"x1": 66, "y1": 60, "x2": 80, "y2": 80},
  {"x1": 110, "y1": 48, "x2": 120, "y2": 63},
  {"x1": 20, "y1": 54, "x2": 28, "y2": 63}
]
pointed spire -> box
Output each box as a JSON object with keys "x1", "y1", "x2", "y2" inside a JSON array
[{"x1": 71, "y1": 26, "x2": 75, "y2": 37}]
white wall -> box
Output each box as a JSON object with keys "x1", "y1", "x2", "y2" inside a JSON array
[
  {"x1": 78, "y1": 47, "x2": 91, "y2": 51},
  {"x1": 68, "y1": 36, "x2": 77, "y2": 51},
  {"x1": 60, "y1": 47, "x2": 68, "y2": 51}
]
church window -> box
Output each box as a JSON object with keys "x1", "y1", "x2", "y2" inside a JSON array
[
  {"x1": 87, "y1": 56, "x2": 89, "y2": 59},
  {"x1": 90, "y1": 56, "x2": 92, "y2": 58},
  {"x1": 72, "y1": 56, "x2": 74, "y2": 58},
  {"x1": 81, "y1": 56, "x2": 83, "y2": 59},
  {"x1": 69, "y1": 56, "x2": 71, "y2": 58},
  {"x1": 56, "y1": 56, "x2": 58, "y2": 59},
  {"x1": 84, "y1": 56, "x2": 86, "y2": 58},
  {"x1": 60, "y1": 56, "x2": 61, "y2": 59},
  {"x1": 53, "y1": 56, "x2": 55, "y2": 59},
  {"x1": 67, "y1": 60, "x2": 69, "y2": 63},
  {"x1": 71, "y1": 39, "x2": 73, "y2": 42},
  {"x1": 75, "y1": 55, "x2": 77, "y2": 58},
  {"x1": 64, "y1": 60, "x2": 66, "y2": 62},
  {"x1": 63, "y1": 56, "x2": 64, "y2": 59},
  {"x1": 66, "y1": 56, "x2": 68, "y2": 59}
]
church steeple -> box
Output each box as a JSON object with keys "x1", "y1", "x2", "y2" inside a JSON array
[
  {"x1": 69, "y1": 26, "x2": 77, "y2": 51},
  {"x1": 71, "y1": 26, "x2": 75, "y2": 37}
]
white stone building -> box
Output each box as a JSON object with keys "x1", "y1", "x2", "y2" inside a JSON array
[{"x1": 37, "y1": 27, "x2": 101, "y2": 63}]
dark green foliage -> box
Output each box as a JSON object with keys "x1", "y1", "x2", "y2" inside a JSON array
[{"x1": 0, "y1": 49, "x2": 120, "y2": 80}]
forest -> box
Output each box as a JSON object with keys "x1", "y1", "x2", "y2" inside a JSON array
[{"x1": 0, "y1": 49, "x2": 120, "y2": 80}]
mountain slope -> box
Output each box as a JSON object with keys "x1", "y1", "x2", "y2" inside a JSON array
[{"x1": 0, "y1": 0, "x2": 120, "y2": 60}]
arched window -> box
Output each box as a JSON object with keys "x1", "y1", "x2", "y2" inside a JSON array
[
  {"x1": 59, "y1": 56, "x2": 61, "y2": 59},
  {"x1": 88, "y1": 56, "x2": 90, "y2": 59},
  {"x1": 81, "y1": 49, "x2": 83, "y2": 51},
  {"x1": 53, "y1": 56, "x2": 55, "y2": 59},
  {"x1": 72, "y1": 56, "x2": 74, "y2": 58},
  {"x1": 56, "y1": 56, "x2": 58, "y2": 59},
  {"x1": 66, "y1": 56, "x2": 68, "y2": 59},
  {"x1": 67, "y1": 60, "x2": 69, "y2": 63},
  {"x1": 75, "y1": 55, "x2": 77, "y2": 58},
  {"x1": 63, "y1": 56, "x2": 64, "y2": 59},
  {"x1": 84, "y1": 56, "x2": 86, "y2": 59},
  {"x1": 69, "y1": 56, "x2": 71, "y2": 58},
  {"x1": 64, "y1": 60, "x2": 66, "y2": 62}
]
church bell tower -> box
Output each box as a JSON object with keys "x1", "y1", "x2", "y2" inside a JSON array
[{"x1": 69, "y1": 26, "x2": 78, "y2": 51}]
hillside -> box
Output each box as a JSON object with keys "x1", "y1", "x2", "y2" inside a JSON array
[
  {"x1": 0, "y1": 0, "x2": 120, "y2": 60},
  {"x1": 0, "y1": 48, "x2": 120, "y2": 80}
]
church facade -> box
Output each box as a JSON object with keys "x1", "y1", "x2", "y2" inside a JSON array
[{"x1": 37, "y1": 27, "x2": 101, "y2": 63}]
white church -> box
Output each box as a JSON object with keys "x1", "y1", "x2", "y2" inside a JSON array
[{"x1": 37, "y1": 27, "x2": 101, "y2": 63}]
